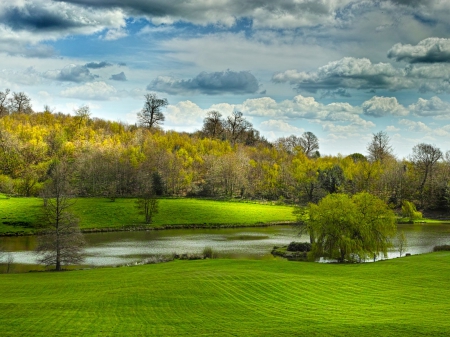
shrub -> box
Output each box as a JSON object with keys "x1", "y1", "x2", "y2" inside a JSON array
[
  {"x1": 287, "y1": 242, "x2": 312, "y2": 252},
  {"x1": 433, "y1": 245, "x2": 450, "y2": 252},
  {"x1": 202, "y1": 246, "x2": 218, "y2": 259}
]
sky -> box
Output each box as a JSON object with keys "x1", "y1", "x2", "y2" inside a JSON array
[{"x1": 2, "y1": 0, "x2": 450, "y2": 159}]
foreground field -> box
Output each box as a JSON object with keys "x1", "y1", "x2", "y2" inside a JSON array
[
  {"x1": 0, "y1": 196, "x2": 296, "y2": 234},
  {"x1": 1, "y1": 253, "x2": 449, "y2": 336}
]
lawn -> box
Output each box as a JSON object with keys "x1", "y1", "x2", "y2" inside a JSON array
[
  {"x1": 0, "y1": 197, "x2": 296, "y2": 234},
  {"x1": 0, "y1": 252, "x2": 449, "y2": 336}
]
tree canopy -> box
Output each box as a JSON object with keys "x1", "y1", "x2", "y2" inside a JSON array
[{"x1": 304, "y1": 192, "x2": 397, "y2": 263}]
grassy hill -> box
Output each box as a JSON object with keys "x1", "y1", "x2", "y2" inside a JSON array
[
  {"x1": 0, "y1": 196, "x2": 296, "y2": 234},
  {"x1": 0, "y1": 253, "x2": 449, "y2": 336}
]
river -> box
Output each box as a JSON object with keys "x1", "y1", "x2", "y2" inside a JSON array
[{"x1": 1, "y1": 223, "x2": 450, "y2": 272}]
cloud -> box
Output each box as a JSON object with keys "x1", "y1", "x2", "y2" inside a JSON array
[
  {"x1": 386, "y1": 125, "x2": 400, "y2": 131},
  {"x1": 408, "y1": 96, "x2": 450, "y2": 118},
  {"x1": 398, "y1": 119, "x2": 432, "y2": 133},
  {"x1": 273, "y1": 57, "x2": 411, "y2": 92},
  {"x1": 322, "y1": 119, "x2": 376, "y2": 134},
  {"x1": 388, "y1": 38, "x2": 450, "y2": 63},
  {"x1": 110, "y1": 72, "x2": 127, "y2": 81},
  {"x1": 0, "y1": 1, "x2": 125, "y2": 55},
  {"x1": 53, "y1": 0, "x2": 347, "y2": 29},
  {"x1": 164, "y1": 100, "x2": 206, "y2": 126},
  {"x1": 44, "y1": 64, "x2": 98, "y2": 82},
  {"x1": 60, "y1": 81, "x2": 119, "y2": 100},
  {"x1": 259, "y1": 120, "x2": 304, "y2": 134},
  {"x1": 85, "y1": 61, "x2": 112, "y2": 69},
  {"x1": 147, "y1": 70, "x2": 260, "y2": 95},
  {"x1": 274, "y1": 56, "x2": 450, "y2": 94},
  {"x1": 239, "y1": 95, "x2": 362, "y2": 122},
  {"x1": 362, "y1": 96, "x2": 408, "y2": 117},
  {"x1": 102, "y1": 28, "x2": 128, "y2": 40}
]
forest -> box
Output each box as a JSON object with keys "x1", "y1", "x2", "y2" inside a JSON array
[{"x1": 1, "y1": 89, "x2": 450, "y2": 213}]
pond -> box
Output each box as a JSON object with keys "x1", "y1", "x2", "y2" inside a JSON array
[{"x1": 1, "y1": 223, "x2": 450, "y2": 272}]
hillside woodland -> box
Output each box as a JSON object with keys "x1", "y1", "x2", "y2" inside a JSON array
[{"x1": 1, "y1": 90, "x2": 450, "y2": 213}]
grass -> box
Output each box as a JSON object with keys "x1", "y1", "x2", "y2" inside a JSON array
[
  {"x1": 0, "y1": 197, "x2": 296, "y2": 234},
  {"x1": 0, "y1": 252, "x2": 449, "y2": 336}
]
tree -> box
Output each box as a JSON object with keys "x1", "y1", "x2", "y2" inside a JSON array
[
  {"x1": 0, "y1": 89, "x2": 10, "y2": 117},
  {"x1": 318, "y1": 164, "x2": 345, "y2": 194},
  {"x1": 299, "y1": 132, "x2": 319, "y2": 158},
  {"x1": 137, "y1": 93, "x2": 168, "y2": 129},
  {"x1": 35, "y1": 161, "x2": 85, "y2": 271},
  {"x1": 411, "y1": 143, "x2": 442, "y2": 207},
  {"x1": 304, "y1": 192, "x2": 396, "y2": 263},
  {"x1": 367, "y1": 131, "x2": 393, "y2": 163},
  {"x1": 401, "y1": 200, "x2": 422, "y2": 222},
  {"x1": 224, "y1": 111, "x2": 253, "y2": 144},
  {"x1": 9, "y1": 91, "x2": 33, "y2": 114},
  {"x1": 201, "y1": 110, "x2": 224, "y2": 139},
  {"x1": 136, "y1": 171, "x2": 160, "y2": 224},
  {"x1": 396, "y1": 231, "x2": 407, "y2": 257},
  {"x1": 74, "y1": 105, "x2": 91, "y2": 129}
]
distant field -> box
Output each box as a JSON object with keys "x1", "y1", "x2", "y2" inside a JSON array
[
  {"x1": 0, "y1": 253, "x2": 449, "y2": 336},
  {"x1": 0, "y1": 196, "x2": 296, "y2": 234}
]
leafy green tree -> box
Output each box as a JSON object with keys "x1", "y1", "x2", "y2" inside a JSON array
[
  {"x1": 401, "y1": 200, "x2": 422, "y2": 222},
  {"x1": 304, "y1": 192, "x2": 396, "y2": 263},
  {"x1": 318, "y1": 164, "x2": 345, "y2": 194}
]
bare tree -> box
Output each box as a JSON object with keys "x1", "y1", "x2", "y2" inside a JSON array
[
  {"x1": 9, "y1": 92, "x2": 33, "y2": 114},
  {"x1": 137, "y1": 93, "x2": 168, "y2": 129},
  {"x1": 35, "y1": 161, "x2": 85, "y2": 271},
  {"x1": 224, "y1": 111, "x2": 252, "y2": 144},
  {"x1": 0, "y1": 89, "x2": 10, "y2": 117},
  {"x1": 411, "y1": 143, "x2": 442, "y2": 208},
  {"x1": 299, "y1": 132, "x2": 319, "y2": 158},
  {"x1": 274, "y1": 135, "x2": 302, "y2": 154},
  {"x1": 201, "y1": 110, "x2": 224, "y2": 138},
  {"x1": 135, "y1": 169, "x2": 160, "y2": 224},
  {"x1": 367, "y1": 131, "x2": 393, "y2": 163},
  {"x1": 74, "y1": 105, "x2": 91, "y2": 129}
]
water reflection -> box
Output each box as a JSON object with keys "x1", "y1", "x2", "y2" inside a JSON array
[{"x1": 1, "y1": 224, "x2": 450, "y2": 271}]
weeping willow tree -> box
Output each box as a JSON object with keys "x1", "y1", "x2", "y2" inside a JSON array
[{"x1": 304, "y1": 192, "x2": 397, "y2": 263}]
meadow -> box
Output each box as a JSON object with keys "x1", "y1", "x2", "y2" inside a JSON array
[
  {"x1": 0, "y1": 252, "x2": 449, "y2": 336},
  {"x1": 0, "y1": 196, "x2": 296, "y2": 234}
]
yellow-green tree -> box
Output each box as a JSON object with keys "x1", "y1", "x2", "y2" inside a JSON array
[{"x1": 304, "y1": 192, "x2": 396, "y2": 263}]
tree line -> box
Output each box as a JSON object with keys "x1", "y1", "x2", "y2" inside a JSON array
[{"x1": 1, "y1": 89, "x2": 450, "y2": 212}]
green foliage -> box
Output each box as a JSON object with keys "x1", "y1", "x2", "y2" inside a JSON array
[
  {"x1": 306, "y1": 192, "x2": 397, "y2": 262},
  {"x1": 287, "y1": 241, "x2": 311, "y2": 252},
  {"x1": 401, "y1": 200, "x2": 422, "y2": 221},
  {"x1": 1, "y1": 254, "x2": 450, "y2": 336}
]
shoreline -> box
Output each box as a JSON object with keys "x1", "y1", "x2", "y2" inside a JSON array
[{"x1": 0, "y1": 221, "x2": 297, "y2": 237}]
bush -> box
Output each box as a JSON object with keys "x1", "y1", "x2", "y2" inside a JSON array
[
  {"x1": 202, "y1": 246, "x2": 218, "y2": 259},
  {"x1": 287, "y1": 242, "x2": 311, "y2": 252},
  {"x1": 433, "y1": 245, "x2": 450, "y2": 252}
]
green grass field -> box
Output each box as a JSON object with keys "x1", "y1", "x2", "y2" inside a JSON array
[
  {"x1": 0, "y1": 196, "x2": 296, "y2": 234},
  {"x1": 0, "y1": 252, "x2": 449, "y2": 336}
]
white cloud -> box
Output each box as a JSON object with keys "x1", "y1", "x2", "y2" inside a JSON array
[
  {"x1": 362, "y1": 96, "x2": 408, "y2": 117},
  {"x1": 388, "y1": 37, "x2": 450, "y2": 63},
  {"x1": 408, "y1": 96, "x2": 450, "y2": 118},
  {"x1": 386, "y1": 125, "x2": 400, "y2": 132},
  {"x1": 399, "y1": 119, "x2": 432, "y2": 133},
  {"x1": 164, "y1": 100, "x2": 206, "y2": 126},
  {"x1": 259, "y1": 120, "x2": 304, "y2": 134},
  {"x1": 60, "y1": 82, "x2": 120, "y2": 100}
]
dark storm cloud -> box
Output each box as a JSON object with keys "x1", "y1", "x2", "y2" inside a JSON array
[
  {"x1": 147, "y1": 70, "x2": 260, "y2": 95},
  {"x1": 388, "y1": 38, "x2": 450, "y2": 63},
  {"x1": 85, "y1": 61, "x2": 113, "y2": 69},
  {"x1": 110, "y1": 72, "x2": 127, "y2": 81},
  {"x1": 1, "y1": 4, "x2": 85, "y2": 31},
  {"x1": 44, "y1": 65, "x2": 98, "y2": 82}
]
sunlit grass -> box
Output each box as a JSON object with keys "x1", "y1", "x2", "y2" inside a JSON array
[
  {"x1": 0, "y1": 253, "x2": 449, "y2": 336},
  {"x1": 0, "y1": 197, "x2": 296, "y2": 234}
]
